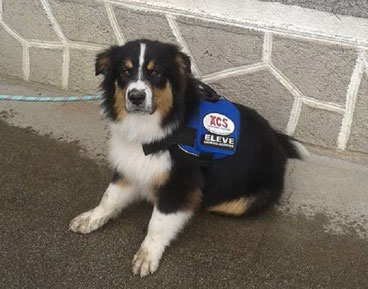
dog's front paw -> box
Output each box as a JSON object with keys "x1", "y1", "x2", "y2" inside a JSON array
[
  {"x1": 132, "y1": 246, "x2": 160, "y2": 277},
  {"x1": 69, "y1": 209, "x2": 108, "y2": 234}
]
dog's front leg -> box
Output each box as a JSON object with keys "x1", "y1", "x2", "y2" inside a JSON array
[
  {"x1": 132, "y1": 206, "x2": 193, "y2": 277},
  {"x1": 69, "y1": 176, "x2": 138, "y2": 234}
]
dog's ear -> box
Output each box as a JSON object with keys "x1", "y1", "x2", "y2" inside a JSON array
[
  {"x1": 175, "y1": 51, "x2": 191, "y2": 75},
  {"x1": 95, "y1": 49, "x2": 111, "y2": 76},
  {"x1": 174, "y1": 51, "x2": 191, "y2": 97}
]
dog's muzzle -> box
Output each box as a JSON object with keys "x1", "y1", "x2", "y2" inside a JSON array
[
  {"x1": 126, "y1": 84, "x2": 153, "y2": 114},
  {"x1": 128, "y1": 89, "x2": 146, "y2": 106}
]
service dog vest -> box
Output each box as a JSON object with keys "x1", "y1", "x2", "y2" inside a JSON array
[
  {"x1": 178, "y1": 98, "x2": 240, "y2": 159},
  {"x1": 142, "y1": 81, "x2": 240, "y2": 160}
]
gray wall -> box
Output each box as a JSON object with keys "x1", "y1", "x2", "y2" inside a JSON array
[
  {"x1": 0, "y1": 0, "x2": 367, "y2": 154},
  {"x1": 260, "y1": 0, "x2": 368, "y2": 18}
]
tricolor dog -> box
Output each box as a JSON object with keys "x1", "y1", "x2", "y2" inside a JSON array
[{"x1": 69, "y1": 39, "x2": 307, "y2": 277}]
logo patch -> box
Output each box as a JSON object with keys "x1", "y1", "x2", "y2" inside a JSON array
[{"x1": 203, "y1": 113, "x2": 235, "y2": 136}]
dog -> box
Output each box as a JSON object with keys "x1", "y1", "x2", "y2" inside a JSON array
[{"x1": 69, "y1": 39, "x2": 307, "y2": 277}]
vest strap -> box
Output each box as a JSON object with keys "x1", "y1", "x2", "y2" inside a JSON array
[{"x1": 142, "y1": 127, "x2": 196, "y2": 155}]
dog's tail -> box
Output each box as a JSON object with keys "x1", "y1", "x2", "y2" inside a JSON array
[{"x1": 276, "y1": 132, "x2": 309, "y2": 160}]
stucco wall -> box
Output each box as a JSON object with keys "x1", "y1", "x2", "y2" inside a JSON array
[
  {"x1": 0, "y1": 0, "x2": 367, "y2": 154},
  {"x1": 260, "y1": 0, "x2": 368, "y2": 18}
]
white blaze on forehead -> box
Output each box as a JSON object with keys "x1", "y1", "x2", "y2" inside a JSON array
[
  {"x1": 138, "y1": 43, "x2": 146, "y2": 80},
  {"x1": 125, "y1": 43, "x2": 153, "y2": 111},
  {"x1": 127, "y1": 80, "x2": 147, "y2": 91}
]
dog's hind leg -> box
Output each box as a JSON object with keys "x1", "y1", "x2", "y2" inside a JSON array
[
  {"x1": 207, "y1": 187, "x2": 282, "y2": 217},
  {"x1": 207, "y1": 197, "x2": 249, "y2": 216},
  {"x1": 69, "y1": 176, "x2": 139, "y2": 234}
]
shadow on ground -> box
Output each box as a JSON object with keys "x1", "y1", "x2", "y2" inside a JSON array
[{"x1": 1, "y1": 120, "x2": 367, "y2": 288}]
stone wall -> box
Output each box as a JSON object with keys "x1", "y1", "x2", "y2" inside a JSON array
[{"x1": 0, "y1": 0, "x2": 367, "y2": 154}]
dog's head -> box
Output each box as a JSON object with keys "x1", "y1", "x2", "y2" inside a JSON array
[{"x1": 96, "y1": 40, "x2": 191, "y2": 129}]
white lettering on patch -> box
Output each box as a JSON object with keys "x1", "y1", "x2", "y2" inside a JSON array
[{"x1": 202, "y1": 133, "x2": 235, "y2": 149}]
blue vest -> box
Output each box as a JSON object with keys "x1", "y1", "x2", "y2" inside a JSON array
[{"x1": 179, "y1": 98, "x2": 240, "y2": 159}]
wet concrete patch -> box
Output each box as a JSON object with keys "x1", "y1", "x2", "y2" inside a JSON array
[
  {"x1": 252, "y1": 213, "x2": 368, "y2": 288},
  {"x1": 282, "y1": 156, "x2": 368, "y2": 239},
  {"x1": 0, "y1": 120, "x2": 367, "y2": 288}
]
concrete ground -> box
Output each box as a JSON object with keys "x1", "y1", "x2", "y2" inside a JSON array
[{"x1": 1, "y1": 77, "x2": 368, "y2": 288}]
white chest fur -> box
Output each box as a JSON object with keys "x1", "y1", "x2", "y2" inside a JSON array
[{"x1": 108, "y1": 126, "x2": 172, "y2": 189}]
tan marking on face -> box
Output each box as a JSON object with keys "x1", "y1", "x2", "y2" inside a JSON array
[
  {"x1": 114, "y1": 84, "x2": 127, "y2": 121},
  {"x1": 124, "y1": 59, "x2": 133, "y2": 69},
  {"x1": 153, "y1": 81, "x2": 173, "y2": 118},
  {"x1": 207, "y1": 197, "x2": 248, "y2": 216},
  {"x1": 147, "y1": 60, "x2": 154, "y2": 70},
  {"x1": 183, "y1": 188, "x2": 202, "y2": 211}
]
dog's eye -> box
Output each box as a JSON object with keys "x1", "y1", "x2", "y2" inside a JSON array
[
  {"x1": 121, "y1": 69, "x2": 130, "y2": 77},
  {"x1": 150, "y1": 70, "x2": 160, "y2": 78}
]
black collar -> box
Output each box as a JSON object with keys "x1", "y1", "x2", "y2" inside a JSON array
[
  {"x1": 142, "y1": 126, "x2": 196, "y2": 155},
  {"x1": 142, "y1": 126, "x2": 214, "y2": 168}
]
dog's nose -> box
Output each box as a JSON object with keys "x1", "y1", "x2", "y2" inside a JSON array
[{"x1": 128, "y1": 89, "x2": 146, "y2": 106}]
